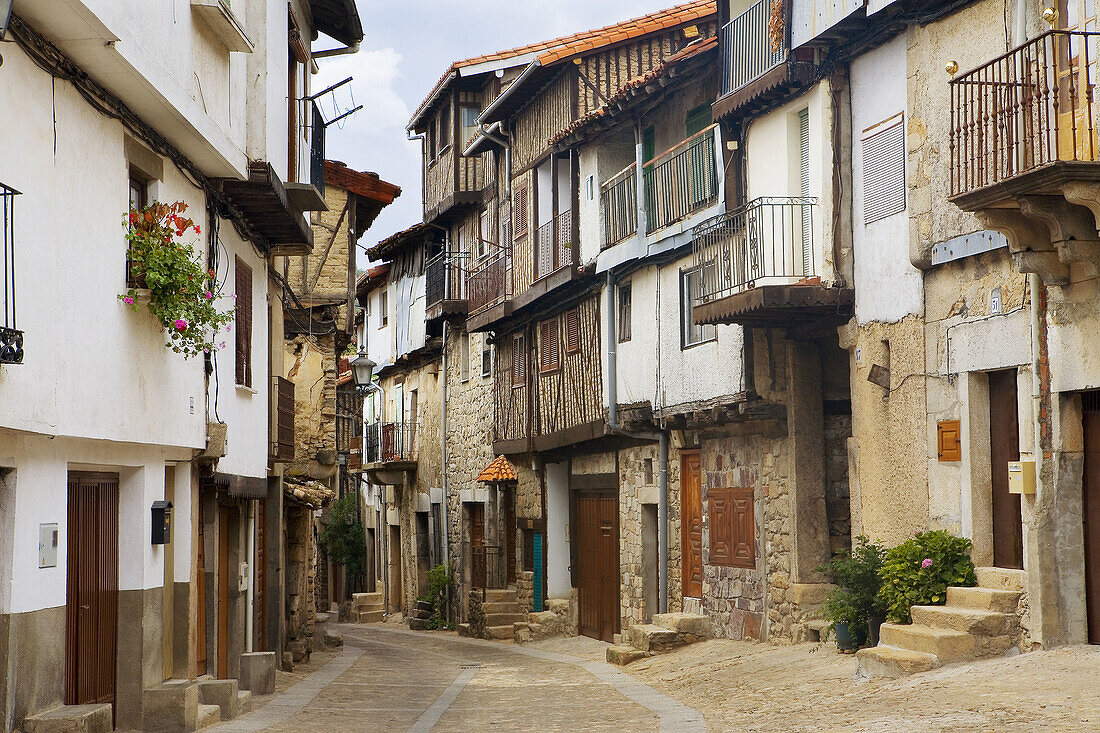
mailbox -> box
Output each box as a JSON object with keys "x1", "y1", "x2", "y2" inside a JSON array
[
  {"x1": 151, "y1": 500, "x2": 173, "y2": 544},
  {"x1": 1007, "y1": 461, "x2": 1036, "y2": 495}
]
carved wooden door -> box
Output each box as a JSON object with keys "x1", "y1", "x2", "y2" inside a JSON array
[{"x1": 681, "y1": 451, "x2": 704, "y2": 598}]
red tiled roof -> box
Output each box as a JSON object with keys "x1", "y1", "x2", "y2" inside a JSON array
[
  {"x1": 477, "y1": 456, "x2": 518, "y2": 483},
  {"x1": 325, "y1": 161, "x2": 401, "y2": 204},
  {"x1": 409, "y1": 0, "x2": 714, "y2": 129},
  {"x1": 366, "y1": 221, "x2": 433, "y2": 262}
]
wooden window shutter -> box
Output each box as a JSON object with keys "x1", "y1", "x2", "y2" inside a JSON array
[
  {"x1": 862, "y1": 114, "x2": 906, "y2": 224},
  {"x1": 564, "y1": 309, "x2": 580, "y2": 354},
  {"x1": 937, "y1": 420, "x2": 961, "y2": 461},
  {"x1": 709, "y1": 487, "x2": 755, "y2": 568},
  {"x1": 539, "y1": 318, "x2": 560, "y2": 373},
  {"x1": 235, "y1": 257, "x2": 253, "y2": 388},
  {"x1": 512, "y1": 333, "x2": 526, "y2": 387},
  {"x1": 513, "y1": 183, "x2": 528, "y2": 240}
]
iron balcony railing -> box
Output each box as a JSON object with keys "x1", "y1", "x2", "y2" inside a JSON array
[
  {"x1": 534, "y1": 209, "x2": 574, "y2": 280},
  {"x1": 468, "y1": 249, "x2": 510, "y2": 315},
  {"x1": 425, "y1": 250, "x2": 467, "y2": 308},
  {"x1": 1, "y1": 182, "x2": 22, "y2": 365},
  {"x1": 692, "y1": 196, "x2": 818, "y2": 303},
  {"x1": 720, "y1": 0, "x2": 787, "y2": 97},
  {"x1": 643, "y1": 125, "x2": 719, "y2": 234},
  {"x1": 950, "y1": 30, "x2": 1100, "y2": 196},
  {"x1": 601, "y1": 163, "x2": 637, "y2": 249},
  {"x1": 364, "y1": 421, "x2": 418, "y2": 463}
]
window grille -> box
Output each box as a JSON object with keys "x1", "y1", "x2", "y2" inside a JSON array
[{"x1": 1, "y1": 183, "x2": 23, "y2": 365}]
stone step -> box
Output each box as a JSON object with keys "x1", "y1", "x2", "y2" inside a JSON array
[
  {"x1": 353, "y1": 591, "x2": 384, "y2": 608},
  {"x1": 197, "y1": 678, "x2": 241, "y2": 720},
  {"x1": 484, "y1": 612, "x2": 527, "y2": 626},
  {"x1": 855, "y1": 646, "x2": 940, "y2": 679},
  {"x1": 237, "y1": 689, "x2": 252, "y2": 714},
  {"x1": 804, "y1": 618, "x2": 832, "y2": 643},
  {"x1": 975, "y1": 567, "x2": 1026, "y2": 592},
  {"x1": 483, "y1": 588, "x2": 519, "y2": 603},
  {"x1": 486, "y1": 624, "x2": 515, "y2": 640},
  {"x1": 606, "y1": 645, "x2": 651, "y2": 666},
  {"x1": 358, "y1": 609, "x2": 385, "y2": 623},
  {"x1": 879, "y1": 623, "x2": 976, "y2": 663},
  {"x1": 911, "y1": 605, "x2": 1018, "y2": 636},
  {"x1": 197, "y1": 703, "x2": 222, "y2": 730},
  {"x1": 652, "y1": 612, "x2": 710, "y2": 640},
  {"x1": 457, "y1": 623, "x2": 472, "y2": 637},
  {"x1": 482, "y1": 601, "x2": 522, "y2": 614},
  {"x1": 22, "y1": 704, "x2": 113, "y2": 733},
  {"x1": 946, "y1": 586, "x2": 1022, "y2": 613},
  {"x1": 629, "y1": 624, "x2": 681, "y2": 652}
]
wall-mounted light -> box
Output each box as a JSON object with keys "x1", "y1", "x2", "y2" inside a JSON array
[
  {"x1": 1042, "y1": 7, "x2": 1058, "y2": 27},
  {"x1": 945, "y1": 60, "x2": 959, "y2": 76},
  {"x1": 350, "y1": 353, "x2": 377, "y2": 390}
]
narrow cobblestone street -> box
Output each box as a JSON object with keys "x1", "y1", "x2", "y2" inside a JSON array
[{"x1": 209, "y1": 625, "x2": 703, "y2": 732}]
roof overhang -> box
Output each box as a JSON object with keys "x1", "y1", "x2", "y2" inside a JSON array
[
  {"x1": 308, "y1": 0, "x2": 364, "y2": 46},
  {"x1": 220, "y1": 161, "x2": 313, "y2": 255}
]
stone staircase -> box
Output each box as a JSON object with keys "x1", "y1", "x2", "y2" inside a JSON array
[
  {"x1": 481, "y1": 587, "x2": 526, "y2": 640},
  {"x1": 606, "y1": 612, "x2": 711, "y2": 665},
  {"x1": 856, "y1": 567, "x2": 1026, "y2": 679},
  {"x1": 352, "y1": 585, "x2": 386, "y2": 624}
]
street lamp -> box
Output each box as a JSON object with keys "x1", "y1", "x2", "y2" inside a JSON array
[{"x1": 350, "y1": 353, "x2": 376, "y2": 391}]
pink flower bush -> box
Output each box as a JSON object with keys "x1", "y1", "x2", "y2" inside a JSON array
[
  {"x1": 921, "y1": 558, "x2": 933, "y2": 569},
  {"x1": 174, "y1": 318, "x2": 188, "y2": 332},
  {"x1": 205, "y1": 291, "x2": 213, "y2": 300},
  {"x1": 123, "y1": 296, "x2": 134, "y2": 305}
]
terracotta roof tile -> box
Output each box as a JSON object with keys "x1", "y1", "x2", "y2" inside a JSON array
[{"x1": 477, "y1": 455, "x2": 518, "y2": 483}]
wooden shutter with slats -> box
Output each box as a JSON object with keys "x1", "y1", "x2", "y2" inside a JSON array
[
  {"x1": 235, "y1": 257, "x2": 253, "y2": 387},
  {"x1": 564, "y1": 309, "x2": 580, "y2": 354},
  {"x1": 709, "y1": 486, "x2": 755, "y2": 568},
  {"x1": 512, "y1": 333, "x2": 526, "y2": 387},
  {"x1": 862, "y1": 114, "x2": 906, "y2": 224},
  {"x1": 539, "y1": 318, "x2": 560, "y2": 373},
  {"x1": 513, "y1": 183, "x2": 528, "y2": 240}
]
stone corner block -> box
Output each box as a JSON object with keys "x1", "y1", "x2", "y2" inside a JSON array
[
  {"x1": 239, "y1": 651, "x2": 277, "y2": 695},
  {"x1": 197, "y1": 678, "x2": 239, "y2": 720},
  {"x1": 23, "y1": 704, "x2": 113, "y2": 733},
  {"x1": 142, "y1": 679, "x2": 198, "y2": 733}
]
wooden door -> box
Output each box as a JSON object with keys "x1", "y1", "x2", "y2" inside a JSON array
[
  {"x1": 681, "y1": 451, "x2": 704, "y2": 599},
  {"x1": 989, "y1": 370, "x2": 1024, "y2": 569},
  {"x1": 255, "y1": 500, "x2": 266, "y2": 651},
  {"x1": 195, "y1": 499, "x2": 207, "y2": 676},
  {"x1": 505, "y1": 490, "x2": 517, "y2": 586},
  {"x1": 1082, "y1": 392, "x2": 1100, "y2": 643},
  {"x1": 65, "y1": 472, "x2": 119, "y2": 707},
  {"x1": 576, "y1": 492, "x2": 619, "y2": 643},
  {"x1": 470, "y1": 503, "x2": 486, "y2": 589},
  {"x1": 217, "y1": 506, "x2": 231, "y2": 679}
]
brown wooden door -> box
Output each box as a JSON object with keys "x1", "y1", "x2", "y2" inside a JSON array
[
  {"x1": 217, "y1": 506, "x2": 231, "y2": 679},
  {"x1": 576, "y1": 492, "x2": 619, "y2": 643},
  {"x1": 1083, "y1": 392, "x2": 1100, "y2": 644},
  {"x1": 505, "y1": 490, "x2": 517, "y2": 586},
  {"x1": 989, "y1": 370, "x2": 1024, "y2": 569},
  {"x1": 470, "y1": 503, "x2": 486, "y2": 589},
  {"x1": 681, "y1": 451, "x2": 703, "y2": 598},
  {"x1": 195, "y1": 500, "x2": 207, "y2": 676},
  {"x1": 66, "y1": 472, "x2": 119, "y2": 707},
  {"x1": 255, "y1": 500, "x2": 266, "y2": 651}
]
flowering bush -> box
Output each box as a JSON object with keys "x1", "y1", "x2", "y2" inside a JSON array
[
  {"x1": 119, "y1": 201, "x2": 233, "y2": 357},
  {"x1": 817, "y1": 536, "x2": 887, "y2": 642},
  {"x1": 878, "y1": 530, "x2": 978, "y2": 623}
]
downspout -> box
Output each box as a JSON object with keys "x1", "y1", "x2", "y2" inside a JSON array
[
  {"x1": 246, "y1": 502, "x2": 255, "y2": 652},
  {"x1": 605, "y1": 269, "x2": 669, "y2": 614},
  {"x1": 440, "y1": 318, "x2": 451, "y2": 621},
  {"x1": 312, "y1": 41, "x2": 361, "y2": 60}
]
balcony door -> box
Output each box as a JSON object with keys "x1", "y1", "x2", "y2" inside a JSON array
[{"x1": 1055, "y1": 0, "x2": 1098, "y2": 161}]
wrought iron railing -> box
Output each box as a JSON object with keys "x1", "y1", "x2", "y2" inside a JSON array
[
  {"x1": 425, "y1": 250, "x2": 467, "y2": 308},
  {"x1": 1, "y1": 183, "x2": 22, "y2": 365},
  {"x1": 601, "y1": 163, "x2": 638, "y2": 249},
  {"x1": 534, "y1": 210, "x2": 574, "y2": 280},
  {"x1": 468, "y1": 249, "x2": 510, "y2": 315},
  {"x1": 364, "y1": 421, "x2": 418, "y2": 463},
  {"x1": 644, "y1": 126, "x2": 719, "y2": 234},
  {"x1": 692, "y1": 196, "x2": 818, "y2": 303},
  {"x1": 950, "y1": 30, "x2": 1100, "y2": 195},
  {"x1": 720, "y1": 0, "x2": 787, "y2": 97},
  {"x1": 471, "y1": 544, "x2": 504, "y2": 596}
]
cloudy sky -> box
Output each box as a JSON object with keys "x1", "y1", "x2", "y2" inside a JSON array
[{"x1": 312, "y1": 0, "x2": 679, "y2": 258}]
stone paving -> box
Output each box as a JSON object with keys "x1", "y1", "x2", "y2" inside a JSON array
[{"x1": 208, "y1": 624, "x2": 703, "y2": 732}]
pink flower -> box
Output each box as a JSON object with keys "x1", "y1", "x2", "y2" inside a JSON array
[
  {"x1": 225, "y1": 325, "x2": 232, "y2": 332},
  {"x1": 231, "y1": 293, "x2": 237, "y2": 300},
  {"x1": 219, "y1": 341, "x2": 226, "y2": 349},
  {"x1": 921, "y1": 558, "x2": 933, "y2": 569},
  {"x1": 123, "y1": 296, "x2": 134, "y2": 305},
  {"x1": 174, "y1": 319, "x2": 188, "y2": 331},
  {"x1": 205, "y1": 291, "x2": 213, "y2": 299}
]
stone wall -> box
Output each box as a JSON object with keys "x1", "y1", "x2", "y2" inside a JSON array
[
  {"x1": 285, "y1": 333, "x2": 338, "y2": 480},
  {"x1": 617, "y1": 444, "x2": 661, "y2": 629},
  {"x1": 824, "y1": 413, "x2": 852, "y2": 554},
  {"x1": 286, "y1": 185, "x2": 355, "y2": 331}
]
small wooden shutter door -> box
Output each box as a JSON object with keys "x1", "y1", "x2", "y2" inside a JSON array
[
  {"x1": 539, "y1": 319, "x2": 559, "y2": 372},
  {"x1": 565, "y1": 309, "x2": 580, "y2": 353},
  {"x1": 235, "y1": 258, "x2": 253, "y2": 388},
  {"x1": 66, "y1": 473, "x2": 119, "y2": 706},
  {"x1": 709, "y1": 487, "x2": 755, "y2": 568},
  {"x1": 513, "y1": 183, "x2": 528, "y2": 240},
  {"x1": 512, "y1": 333, "x2": 525, "y2": 386}
]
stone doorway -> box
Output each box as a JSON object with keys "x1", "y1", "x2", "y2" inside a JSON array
[{"x1": 989, "y1": 369, "x2": 1023, "y2": 569}]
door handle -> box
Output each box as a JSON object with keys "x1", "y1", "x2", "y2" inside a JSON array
[{"x1": 80, "y1": 605, "x2": 90, "y2": 609}]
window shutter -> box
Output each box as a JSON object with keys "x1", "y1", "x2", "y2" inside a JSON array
[
  {"x1": 235, "y1": 258, "x2": 253, "y2": 388},
  {"x1": 513, "y1": 183, "x2": 528, "y2": 240},
  {"x1": 862, "y1": 115, "x2": 906, "y2": 224},
  {"x1": 564, "y1": 309, "x2": 580, "y2": 354},
  {"x1": 512, "y1": 333, "x2": 526, "y2": 386},
  {"x1": 539, "y1": 319, "x2": 560, "y2": 373},
  {"x1": 708, "y1": 486, "x2": 755, "y2": 568}
]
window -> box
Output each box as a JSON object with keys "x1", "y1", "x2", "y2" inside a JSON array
[
  {"x1": 586, "y1": 175, "x2": 595, "y2": 201},
  {"x1": 618, "y1": 284, "x2": 632, "y2": 343},
  {"x1": 564, "y1": 309, "x2": 580, "y2": 354},
  {"x1": 478, "y1": 208, "x2": 490, "y2": 259},
  {"x1": 708, "y1": 486, "x2": 755, "y2": 568},
  {"x1": 680, "y1": 268, "x2": 716, "y2": 349},
  {"x1": 511, "y1": 333, "x2": 526, "y2": 387},
  {"x1": 234, "y1": 257, "x2": 253, "y2": 388},
  {"x1": 644, "y1": 458, "x2": 654, "y2": 485},
  {"x1": 523, "y1": 529, "x2": 535, "y2": 572},
  {"x1": 437, "y1": 102, "x2": 451, "y2": 153},
  {"x1": 862, "y1": 113, "x2": 906, "y2": 224},
  {"x1": 513, "y1": 183, "x2": 528, "y2": 240},
  {"x1": 379, "y1": 291, "x2": 388, "y2": 328},
  {"x1": 481, "y1": 339, "x2": 492, "y2": 377},
  {"x1": 460, "y1": 331, "x2": 470, "y2": 381},
  {"x1": 539, "y1": 319, "x2": 560, "y2": 374},
  {"x1": 686, "y1": 103, "x2": 712, "y2": 137},
  {"x1": 460, "y1": 106, "x2": 480, "y2": 148},
  {"x1": 127, "y1": 170, "x2": 148, "y2": 287}
]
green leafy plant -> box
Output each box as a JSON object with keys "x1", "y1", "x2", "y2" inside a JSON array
[
  {"x1": 318, "y1": 495, "x2": 367, "y2": 584},
  {"x1": 119, "y1": 201, "x2": 234, "y2": 357},
  {"x1": 878, "y1": 530, "x2": 978, "y2": 623},
  {"x1": 817, "y1": 536, "x2": 886, "y2": 643},
  {"x1": 422, "y1": 562, "x2": 453, "y2": 630}
]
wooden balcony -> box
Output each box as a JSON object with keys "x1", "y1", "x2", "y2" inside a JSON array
[
  {"x1": 949, "y1": 31, "x2": 1100, "y2": 287},
  {"x1": 424, "y1": 145, "x2": 488, "y2": 222},
  {"x1": 362, "y1": 421, "x2": 418, "y2": 485},
  {"x1": 601, "y1": 163, "x2": 637, "y2": 249},
  {"x1": 712, "y1": 0, "x2": 815, "y2": 120},
  {"x1": 691, "y1": 197, "x2": 852, "y2": 327},
  {"x1": 425, "y1": 250, "x2": 468, "y2": 322},
  {"x1": 643, "y1": 126, "x2": 719, "y2": 235}
]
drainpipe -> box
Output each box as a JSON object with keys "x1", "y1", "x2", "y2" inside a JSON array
[
  {"x1": 246, "y1": 501, "x2": 255, "y2": 652},
  {"x1": 605, "y1": 270, "x2": 669, "y2": 614},
  {"x1": 634, "y1": 123, "x2": 648, "y2": 243},
  {"x1": 312, "y1": 42, "x2": 361, "y2": 60},
  {"x1": 440, "y1": 318, "x2": 452, "y2": 621}
]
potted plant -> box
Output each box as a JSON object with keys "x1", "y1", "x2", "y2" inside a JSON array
[
  {"x1": 119, "y1": 201, "x2": 233, "y2": 358},
  {"x1": 879, "y1": 529, "x2": 978, "y2": 623},
  {"x1": 817, "y1": 536, "x2": 886, "y2": 652}
]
